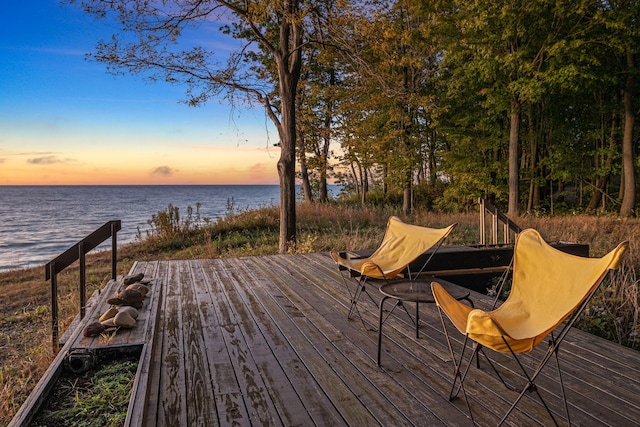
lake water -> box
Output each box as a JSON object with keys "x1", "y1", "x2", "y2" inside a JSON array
[{"x1": 0, "y1": 185, "x2": 336, "y2": 272}]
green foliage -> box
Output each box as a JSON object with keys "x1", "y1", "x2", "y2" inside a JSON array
[
  {"x1": 136, "y1": 203, "x2": 282, "y2": 257},
  {"x1": 142, "y1": 203, "x2": 209, "y2": 240},
  {"x1": 326, "y1": 0, "x2": 640, "y2": 216}
]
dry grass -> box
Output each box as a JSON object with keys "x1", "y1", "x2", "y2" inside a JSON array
[
  {"x1": 0, "y1": 249, "x2": 137, "y2": 423},
  {"x1": 1, "y1": 204, "x2": 638, "y2": 424}
]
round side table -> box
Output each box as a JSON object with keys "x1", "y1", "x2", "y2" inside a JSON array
[{"x1": 377, "y1": 279, "x2": 473, "y2": 366}]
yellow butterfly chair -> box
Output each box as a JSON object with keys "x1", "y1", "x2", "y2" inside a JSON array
[
  {"x1": 331, "y1": 216, "x2": 456, "y2": 327},
  {"x1": 432, "y1": 228, "x2": 628, "y2": 426}
]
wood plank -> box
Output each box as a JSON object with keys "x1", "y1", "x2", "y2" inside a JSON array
[
  {"x1": 69, "y1": 261, "x2": 160, "y2": 350},
  {"x1": 233, "y1": 256, "x2": 385, "y2": 426},
  {"x1": 140, "y1": 260, "x2": 171, "y2": 427},
  {"x1": 59, "y1": 276, "x2": 122, "y2": 346},
  {"x1": 221, "y1": 257, "x2": 356, "y2": 425},
  {"x1": 125, "y1": 261, "x2": 161, "y2": 427},
  {"x1": 125, "y1": 261, "x2": 161, "y2": 344},
  {"x1": 155, "y1": 260, "x2": 189, "y2": 427},
  {"x1": 175, "y1": 260, "x2": 218, "y2": 425},
  {"x1": 206, "y1": 258, "x2": 321, "y2": 426},
  {"x1": 201, "y1": 258, "x2": 281, "y2": 425},
  {"x1": 192, "y1": 259, "x2": 252, "y2": 427},
  {"x1": 249, "y1": 254, "x2": 461, "y2": 426}
]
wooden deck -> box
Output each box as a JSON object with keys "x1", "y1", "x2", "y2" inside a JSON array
[{"x1": 13, "y1": 252, "x2": 640, "y2": 426}]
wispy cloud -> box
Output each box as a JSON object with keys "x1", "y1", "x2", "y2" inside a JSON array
[
  {"x1": 18, "y1": 151, "x2": 59, "y2": 156},
  {"x1": 247, "y1": 162, "x2": 274, "y2": 180},
  {"x1": 27, "y1": 155, "x2": 75, "y2": 165},
  {"x1": 151, "y1": 166, "x2": 178, "y2": 176},
  {"x1": 0, "y1": 158, "x2": 5, "y2": 164}
]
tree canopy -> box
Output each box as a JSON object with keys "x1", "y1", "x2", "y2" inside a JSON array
[{"x1": 73, "y1": 0, "x2": 640, "y2": 218}]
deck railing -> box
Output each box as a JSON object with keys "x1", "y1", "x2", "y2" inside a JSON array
[
  {"x1": 478, "y1": 198, "x2": 522, "y2": 245},
  {"x1": 45, "y1": 220, "x2": 121, "y2": 351}
]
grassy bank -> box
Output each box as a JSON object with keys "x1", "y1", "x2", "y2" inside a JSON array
[{"x1": 1, "y1": 203, "x2": 638, "y2": 424}]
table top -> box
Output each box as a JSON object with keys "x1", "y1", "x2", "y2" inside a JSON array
[{"x1": 379, "y1": 278, "x2": 470, "y2": 303}]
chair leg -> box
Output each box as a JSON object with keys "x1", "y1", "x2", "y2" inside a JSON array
[
  {"x1": 437, "y1": 307, "x2": 477, "y2": 423},
  {"x1": 347, "y1": 283, "x2": 364, "y2": 320},
  {"x1": 344, "y1": 276, "x2": 380, "y2": 330},
  {"x1": 451, "y1": 342, "x2": 483, "y2": 396},
  {"x1": 339, "y1": 272, "x2": 358, "y2": 317},
  {"x1": 476, "y1": 347, "x2": 515, "y2": 391},
  {"x1": 377, "y1": 296, "x2": 393, "y2": 366},
  {"x1": 497, "y1": 339, "x2": 563, "y2": 427},
  {"x1": 343, "y1": 280, "x2": 370, "y2": 330},
  {"x1": 554, "y1": 345, "x2": 571, "y2": 426}
]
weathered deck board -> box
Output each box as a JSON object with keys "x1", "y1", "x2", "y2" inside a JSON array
[
  {"x1": 237, "y1": 255, "x2": 444, "y2": 426},
  {"x1": 249, "y1": 254, "x2": 469, "y2": 425},
  {"x1": 119, "y1": 253, "x2": 640, "y2": 427},
  {"x1": 13, "y1": 251, "x2": 640, "y2": 427}
]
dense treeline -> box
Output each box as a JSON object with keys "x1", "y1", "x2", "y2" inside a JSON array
[
  {"x1": 76, "y1": 0, "x2": 639, "y2": 249},
  {"x1": 296, "y1": 0, "x2": 640, "y2": 217}
]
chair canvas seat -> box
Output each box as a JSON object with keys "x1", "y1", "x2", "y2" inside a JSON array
[
  {"x1": 331, "y1": 216, "x2": 456, "y2": 325},
  {"x1": 433, "y1": 228, "x2": 628, "y2": 425}
]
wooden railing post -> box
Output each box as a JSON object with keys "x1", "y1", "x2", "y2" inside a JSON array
[
  {"x1": 45, "y1": 220, "x2": 122, "y2": 352},
  {"x1": 50, "y1": 262, "x2": 58, "y2": 352},
  {"x1": 111, "y1": 221, "x2": 117, "y2": 280},
  {"x1": 79, "y1": 242, "x2": 86, "y2": 319},
  {"x1": 478, "y1": 198, "x2": 522, "y2": 245},
  {"x1": 479, "y1": 198, "x2": 486, "y2": 245}
]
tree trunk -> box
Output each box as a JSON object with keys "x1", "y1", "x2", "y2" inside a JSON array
[
  {"x1": 527, "y1": 138, "x2": 537, "y2": 212},
  {"x1": 587, "y1": 112, "x2": 617, "y2": 212},
  {"x1": 403, "y1": 181, "x2": 412, "y2": 215},
  {"x1": 275, "y1": 3, "x2": 302, "y2": 253},
  {"x1": 362, "y1": 167, "x2": 369, "y2": 204},
  {"x1": 350, "y1": 161, "x2": 360, "y2": 196},
  {"x1": 297, "y1": 131, "x2": 313, "y2": 202},
  {"x1": 319, "y1": 129, "x2": 329, "y2": 203},
  {"x1": 587, "y1": 176, "x2": 609, "y2": 212},
  {"x1": 319, "y1": 68, "x2": 336, "y2": 202},
  {"x1": 429, "y1": 131, "x2": 438, "y2": 186},
  {"x1": 620, "y1": 49, "x2": 636, "y2": 217},
  {"x1": 508, "y1": 96, "x2": 521, "y2": 217},
  {"x1": 277, "y1": 82, "x2": 298, "y2": 251}
]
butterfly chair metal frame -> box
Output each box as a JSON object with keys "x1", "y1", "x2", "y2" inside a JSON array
[
  {"x1": 331, "y1": 216, "x2": 456, "y2": 329},
  {"x1": 432, "y1": 229, "x2": 628, "y2": 426}
]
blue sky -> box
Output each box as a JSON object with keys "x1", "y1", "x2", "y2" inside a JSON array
[{"x1": 0, "y1": 1, "x2": 280, "y2": 184}]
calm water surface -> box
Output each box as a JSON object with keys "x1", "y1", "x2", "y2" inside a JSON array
[{"x1": 0, "y1": 185, "x2": 289, "y2": 272}]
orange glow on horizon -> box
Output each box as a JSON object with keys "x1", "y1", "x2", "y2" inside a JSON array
[{"x1": 0, "y1": 144, "x2": 281, "y2": 185}]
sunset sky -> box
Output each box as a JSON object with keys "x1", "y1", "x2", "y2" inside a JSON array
[{"x1": 0, "y1": 1, "x2": 280, "y2": 185}]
